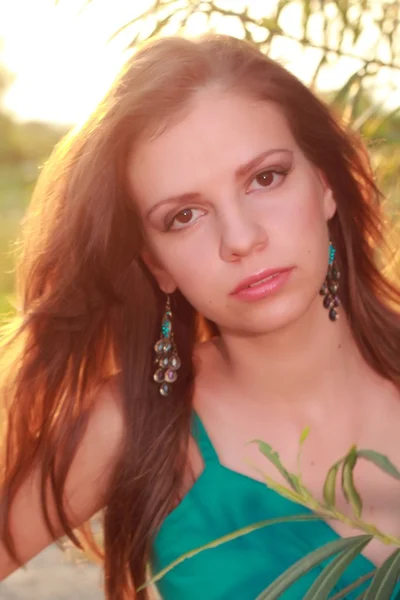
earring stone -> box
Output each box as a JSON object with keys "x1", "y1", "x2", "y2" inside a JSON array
[
  {"x1": 319, "y1": 241, "x2": 340, "y2": 321},
  {"x1": 153, "y1": 296, "x2": 181, "y2": 396}
]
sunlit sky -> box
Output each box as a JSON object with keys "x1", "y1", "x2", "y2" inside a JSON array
[{"x1": 0, "y1": 0, "x2": 399, "y2": 126}]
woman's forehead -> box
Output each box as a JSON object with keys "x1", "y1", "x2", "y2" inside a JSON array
[{"x1": 127, "y1": 91, "x2": 296, "y2": 203}]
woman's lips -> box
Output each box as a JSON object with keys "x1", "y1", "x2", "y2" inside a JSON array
[{"x1": 230, "y1": 267, "x2": 293, "y2": 301}]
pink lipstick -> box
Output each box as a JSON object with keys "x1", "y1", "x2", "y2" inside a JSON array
[{"x1": 230, "y1": 267, "x2": 293, "y2": 302}]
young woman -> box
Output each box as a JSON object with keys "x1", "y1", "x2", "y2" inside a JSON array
[{"x1": 1, "y1": 33, "x2": 400, "y2": 600}]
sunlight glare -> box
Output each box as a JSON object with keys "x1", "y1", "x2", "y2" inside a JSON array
[{"x1": 0, "y1": 0, "x2": 399, "y2": 125}]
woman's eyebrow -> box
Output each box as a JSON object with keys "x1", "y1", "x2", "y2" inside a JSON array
[
  {"x1": 146, "y1": 148, "x2": 292, "y2": 219},
  {"x1": 235, "y1": 148, "x2": 292, "y2": 179},
  {"x1": 146, "y1": 191, "x2": 200, "y2": 219}
]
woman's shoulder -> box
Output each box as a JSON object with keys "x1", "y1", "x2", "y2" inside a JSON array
[{"x1": 0, "y1": 374, "x2": 126, "y2": 580}]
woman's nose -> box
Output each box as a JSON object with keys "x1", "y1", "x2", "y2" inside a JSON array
[{"x1": 218, "y1": 202, "x2": 268, "y2": 263}]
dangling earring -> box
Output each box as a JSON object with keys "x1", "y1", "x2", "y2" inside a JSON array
[
  {"x1": 153, "y1": 295, "x2": 182, "y2": 396},
  {"x1": 319, "y1": 241, "x2": 340, "y2": 321}
]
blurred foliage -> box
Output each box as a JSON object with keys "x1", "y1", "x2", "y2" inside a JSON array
[
  {"x1": 0, "y1": 57, "x2": 67, "y2": 318},
  {"x1": 78, "y1": 0, "x2": 400, "y2": 197},
  {"x1": 0, "y1": 116, "x2": 65, "y2": 165},
  {"x1": 1, "y1": 0, "x2": 400, "y2": 318},
  {"x1": 81, "y1": 0, "x2": 400, "y2": 89},
  {"x1": 0, "y1": 50, "x2": 15, "y2": 97}
]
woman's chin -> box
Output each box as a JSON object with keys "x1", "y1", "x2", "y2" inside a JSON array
[{"x1": 224, "y1": 293, "x2": 322, "y2": 336}]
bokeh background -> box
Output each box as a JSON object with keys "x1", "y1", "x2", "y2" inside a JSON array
[{"x1": 0, "y1": 0, "x2": 399, "y2": 597}]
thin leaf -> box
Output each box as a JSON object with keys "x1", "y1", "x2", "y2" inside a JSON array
[
  {"x1": 260, "y1": 18, "x2": 282, "y2": 35},
  {"x1": 364, "y1": 549, "x2": 400, "y2": 600},
  {"x1": 108, "y1": 0, "x2": 180, "y2": 42},
  {"x1": 351, "y1": 0, "x2": 365, "y2": 45},
  {"x1": 297, "y1": 426, "x2": 311, "y2": 483},
  {"x1": 107, "y1": 9, "x2": 155, "y2": 42},
  {"x1": 329, "y1": 571, "x2": 376, "y2": 600},
  {"x1": 323, "y1": 461, "x2": 341, "y2": 507},
  {"x1": 243, "y1": 24, "x2": 253, "y2": 43},
  {"x1": 300, "y1": 426, "x2": 311, "y2": 445},
  {"x1": 255, "y1": 535, "x2": 372, "y2": 600},
  {"x1": 363, "y1": 106, "x2": 400, "y2": 137},
  {"x1": 252, "y1": 440, "x2": 298, "y2": 490},
  {"x1": 303, "y1": 536, "x2": 372, "y2": 600},
  {"x1": 302, "y1": 0, "x2": 311, "y2": 42},
  {"x1": 348, "y1": 79, "x2": 364, "y2": 122},
  {"x1": 336, "y1": 0, "x2": 349, "y2": 52},
  {"x1": 141, "y1": 14, "x2": 175, "y2": 42},
  {"x1": 352, "y1": 104, "x2": 382, "y2": 131},
  {"x1": 352, "y1": 22, "x2": 362, "y2": 45},
  {"x1": 138, "y1": 514, "x2": 323, "y2": 590},
  {"x1": 342, "y1": 446, "x2": 363, "y2": 518},
  {"x1": 126, "y1": 31, "x2": 142, "y2": 51},
  {"x1": 311, "y1": 53, "x2": 327, "y2": 88},
  {"x1": 333, "y1": 71, "x2": 362, "y2": 106},
  {"x1": 357, "y1": 450, "x2": 400, "y2": 481}
]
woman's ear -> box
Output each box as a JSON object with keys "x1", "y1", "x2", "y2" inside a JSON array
[
  {"x1": 142, "y1": 248, "x2": 177, "y2": 294},
  {"x1": 318, "y1": 171, "x2": 337, "y2": 221}
]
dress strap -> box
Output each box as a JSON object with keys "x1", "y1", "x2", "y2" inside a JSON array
[{"x1": 191, "y1": 411, "x2": 220, "y2": 465}]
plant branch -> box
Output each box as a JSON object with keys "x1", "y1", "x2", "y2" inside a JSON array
[
  {"x1": 138, "y1": 514, "x2": 324, "y2": 590},
  {"x1": 196, "y1": 4, "x2": 400, "y2": 72}
]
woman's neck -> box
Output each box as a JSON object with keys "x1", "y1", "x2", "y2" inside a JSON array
[{"x1": 216, "y1": 296, "x2": 369, "y2": 412}]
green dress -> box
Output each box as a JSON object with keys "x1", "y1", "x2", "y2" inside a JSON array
[{"x1": 151, "y1": 413, "x2": 400, "y2": 599}]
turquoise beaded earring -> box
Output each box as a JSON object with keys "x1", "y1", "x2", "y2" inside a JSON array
[
  {"x1": 319, "y1": 241, "x2": 340, "y2": 321},
  {"x1": 153, "y1": 295, "x2": 182, "y2": 396}
]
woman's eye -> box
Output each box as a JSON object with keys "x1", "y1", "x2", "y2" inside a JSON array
[
  {"x1": 248, "y1": 169, "x2": 288, "y2": 192},
  {"x1": 167, "y1": 207, "x2": 205, "y2": 230}
]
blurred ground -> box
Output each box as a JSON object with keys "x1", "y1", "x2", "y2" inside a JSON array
[{"x1": 0, "y1": 544, "x2": 104, "y2": 599}]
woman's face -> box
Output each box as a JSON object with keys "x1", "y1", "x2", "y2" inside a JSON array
[{"x1": 127, "y1": 87, "x2": 336, "y2": 335}]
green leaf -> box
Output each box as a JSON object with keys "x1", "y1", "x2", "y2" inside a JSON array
[
  {"x1": 329, "y1": 571, "x2": 376, "y2": 600},
  {"x1": 336, "y1": 0, "x2": 349, "y2": 26},
  {"x1": 252, "y1": 440, "x2": 298, "y2": 490},
  {"x1": 333, "y1": 71, "x2": 362, "y2": 107},
  {"x1": 255, "y1": 535, "x2": 372, "y2": 600},
  {"x1": 296, "y1": 427, "x2": 311, "y2": 484},
  {"x1": 357, "y1": 450, "x2": 400, "y2": 481},
  {"x1": 323, "y1": 461, "x2": 341, "y2": 507},
  {"x1": 300, "y1": 426, "x2": 311, "y2": 445},
  {"x1": 342, "y1": 446, "x2": 363, "y2": 518},
  {"x1": 108, "y1": 0, "x2": 178, "y2": 43},
  {"x1": 352, "y1": 22, "x2": 362, "y2": 45},
  {"x1": 362, "y1": 106, "x2": 400, "y2": 137},
  {"x1": 138, "y1": 514, "x2": 322, "y2": 590},
  {"x1": 302, "y1": 0, "x2": 311, "y2": 41},
  {"x1": 303, "y1": 536, "x2": 372, "y2": 600},
  {"x1": 260, "y1": 18, "x2": 283, "y2": 35},
  {"x1": 364, "y1": 549, "x2": 400, "y2": 600},
  {"x1": 351, "y1": 0, "x2": 366, "y2": 45}
]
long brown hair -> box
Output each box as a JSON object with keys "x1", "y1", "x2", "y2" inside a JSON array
[{"x1": 1, "y1": 33, "x2": 399, "y2": 598}]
